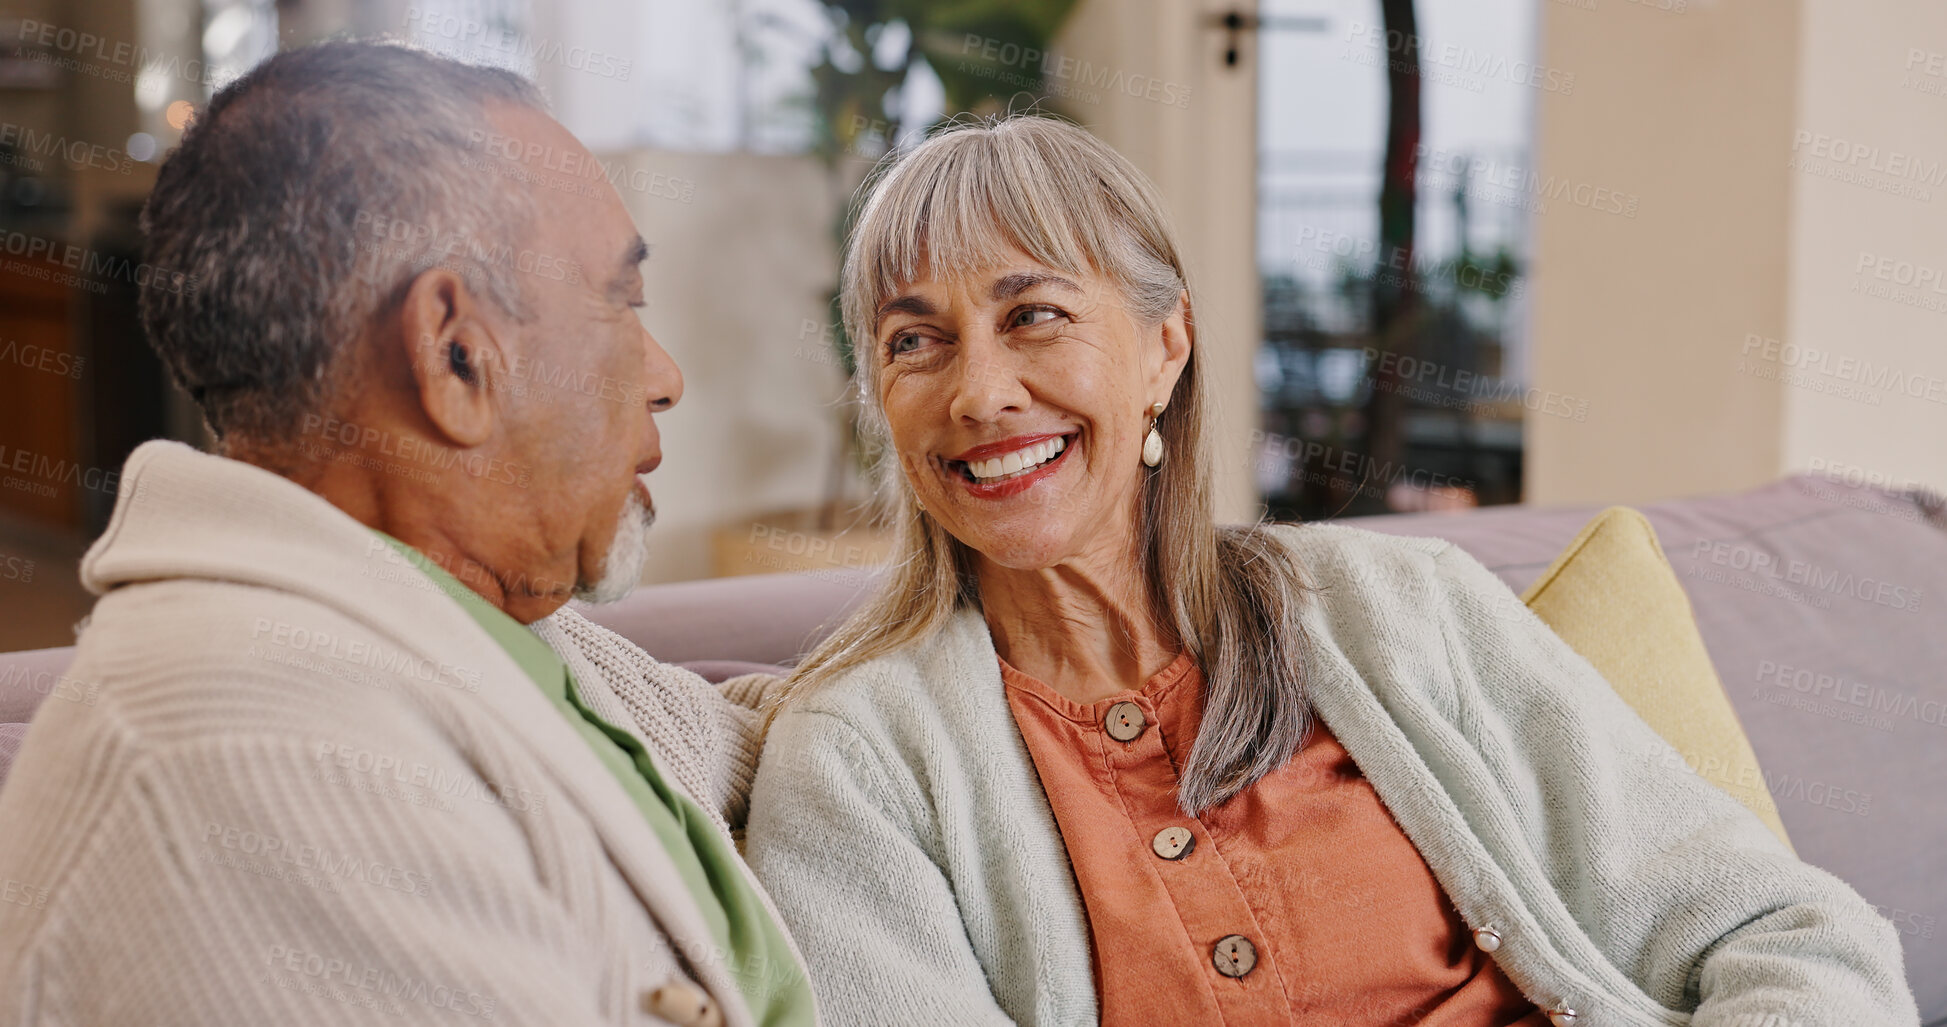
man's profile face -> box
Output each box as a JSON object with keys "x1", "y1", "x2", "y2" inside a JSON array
[{"x1": 476, "y1": 103, "x2": 682, "y2": 608}]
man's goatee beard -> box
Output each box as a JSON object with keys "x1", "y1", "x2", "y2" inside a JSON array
[{"x1": 573, "y1": 489, "x2": 653, "y2": 604}]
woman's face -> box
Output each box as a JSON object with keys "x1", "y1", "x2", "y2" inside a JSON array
[{"x1": 872, "y1": 249, "x2": 1189, "y2": 571}]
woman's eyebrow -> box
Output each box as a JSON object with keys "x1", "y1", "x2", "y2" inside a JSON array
[
  {"x1": 874, "y1": 294, "x2": 935, "y2": 329},
  {"x1": 991, "y1": 271, "x2": 1079, "y2": 300},
  {"x1": 873, "y1": 271, "x2": 1078, "y2": 330}
]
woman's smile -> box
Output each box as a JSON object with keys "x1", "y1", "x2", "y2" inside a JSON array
[{"x1": 941, "y1": 430, "x2": 1082, "y2": 500}]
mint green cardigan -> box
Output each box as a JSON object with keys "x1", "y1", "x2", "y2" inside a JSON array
[{"x1": 746, "y1": 525, "x2": 1916, "y2": 1026}]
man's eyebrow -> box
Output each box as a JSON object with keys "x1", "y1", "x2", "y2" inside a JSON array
[
  {"x1": 992, "y1": 271, "x2": 1078, "y2": 300},
  {"x1": 874, "y1": 294, "x2": 935, "y2": 330},
  {"x1": 619, "y1": 236, "x2": 650, "y2": 274},
  {"x1": 607, "y1": 235, "x2": 650, "y2": 298}
]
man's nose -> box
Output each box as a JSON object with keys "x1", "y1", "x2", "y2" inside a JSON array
[{"x1": 642, "y1": 328, "x2": 683, "y2": 412}]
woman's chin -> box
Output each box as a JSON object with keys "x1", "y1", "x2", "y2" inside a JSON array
[{"x1": 952, "y1": 523, "x2": 1088, "y2": 572}]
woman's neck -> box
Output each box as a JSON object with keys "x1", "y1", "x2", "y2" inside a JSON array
[{"x1": 977, "y1": 537, "x2": 1178, "y2": 706}]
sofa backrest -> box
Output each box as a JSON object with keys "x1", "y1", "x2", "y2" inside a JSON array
[{"x1": 2, "y1": 474, "x2": 1943, "y2": 1018}]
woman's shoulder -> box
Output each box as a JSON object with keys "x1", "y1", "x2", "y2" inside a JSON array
[
  {"x1": 1256, "y1": 520, "x2": 1452, "y2": 583},
  {"x1": 768, "y1": 606, "x2": 1005, "y2": 758},
  {"x1": 1250, "y1": 521, "x2": 1526, "y2": 625}
]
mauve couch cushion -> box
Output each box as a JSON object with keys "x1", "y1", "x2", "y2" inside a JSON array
[
  {"x1": 575, "y1": 567, "x2": 877, "y2": 667},
  {"x1": 0, "y1": 647, "x2": 86, "y2": 790},
  {"x1": 0, "y1": 723, "x2": 25, "y2": 784},
  {"x1": 0, "y1": 647, "x2": 76, "y2": 726},
  {"x1": 0, "y1": 475, "x2": 1939, "y2": 1015},
  {"x1": 678, "y1": 660, "x2": 793, "y2": 685},
  {"x1": 1359, "y1": 476, "x2": 1947, "y2": 1018}
]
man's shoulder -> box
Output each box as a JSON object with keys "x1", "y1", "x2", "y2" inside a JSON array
[
  {"x1": 52, "y1": 577, "x2": 481, "y2": 753},
  {"x1": 6, "y1": 578, "x2": 547, "y2": 876}
]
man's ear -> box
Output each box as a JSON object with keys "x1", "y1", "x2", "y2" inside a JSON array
[
  {"x1": 397, "y1": 268, "x2": 503, "y2": 448},
  {"x1": 1147, "y1": 289, "x2": 1194, "y2": 406}
]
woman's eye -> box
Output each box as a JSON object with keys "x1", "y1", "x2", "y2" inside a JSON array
[
  {"x1": 889, "y1": 333, "x2": 925, "y2": 355},
  {"x1": 1012, "y1": 307, "x2": 1062, "y2": 329}
]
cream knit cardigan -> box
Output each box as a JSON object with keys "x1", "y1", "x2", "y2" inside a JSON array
[
  {"x1": 0, "y1": 441, "x2": 807, "y2": 1027},
  {"x1": 745, "y1": 524, "x2": 1917, "y2": 1027}
]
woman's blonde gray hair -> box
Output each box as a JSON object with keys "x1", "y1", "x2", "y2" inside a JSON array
[{"x1": 787, "y1": 115, "x2": 1313, "y2": 814}]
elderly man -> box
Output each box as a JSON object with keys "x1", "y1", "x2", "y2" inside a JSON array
[{"x1": 0, "y1": 42, "x2": 813, "y2": 1027}]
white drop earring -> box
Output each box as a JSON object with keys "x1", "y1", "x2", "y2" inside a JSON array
[{"x1": 1142, "y1": 401, "x2": 1166, "y2": 468}]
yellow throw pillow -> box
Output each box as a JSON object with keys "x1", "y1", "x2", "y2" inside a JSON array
[{"x1": 1521, "y1": 507, "x2": 1793, "y2": 849}]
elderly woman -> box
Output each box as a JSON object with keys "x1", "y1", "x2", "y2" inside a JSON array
[{"x1": 744, "y1": 116, "x2": 1915, "y2": 1026}]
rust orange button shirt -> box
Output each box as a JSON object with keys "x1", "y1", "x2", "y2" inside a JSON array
[{"x1": 1001, "y1": 652, "x2": 1548, "y2": 1027}]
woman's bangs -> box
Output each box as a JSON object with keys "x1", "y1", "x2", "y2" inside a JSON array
[{"x1": 854, "y1": 132, "x2": 1098, "y2": 326}]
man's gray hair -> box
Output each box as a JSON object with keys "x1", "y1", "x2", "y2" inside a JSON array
[{"x1": 139, "y1": 41, "x2": 547, "y2": 445}]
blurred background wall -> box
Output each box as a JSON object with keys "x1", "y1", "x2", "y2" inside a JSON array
[
  {"x1": 0, "y1": 0, "x2": 1941, "y2": 650},
  {"x1": 1530, "y1": 0, "x2": 1947, "y2": 506}
]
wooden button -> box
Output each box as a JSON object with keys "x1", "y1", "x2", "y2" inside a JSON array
[
  {"x1": 1151, "y1": 826, "x2": 1196, "y2": 860},
  {"x1": 1104, "y1": 701, "x2": 1146, "y2": 742},
  {"x1": 1212, "y1": 934, "x2": 1257, "y2": 978},
  {"x1": 644, "y1": 981, "x2": 723, "y2": 1027}
]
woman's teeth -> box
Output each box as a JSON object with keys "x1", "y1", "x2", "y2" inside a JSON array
[{"x1": 967, "y1": 436, "x2": 1065, "y2": 483}]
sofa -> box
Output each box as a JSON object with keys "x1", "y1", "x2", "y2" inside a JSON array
[{"x1": 3, "y1": 472, "x2": 1942, "y2": 1021}]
